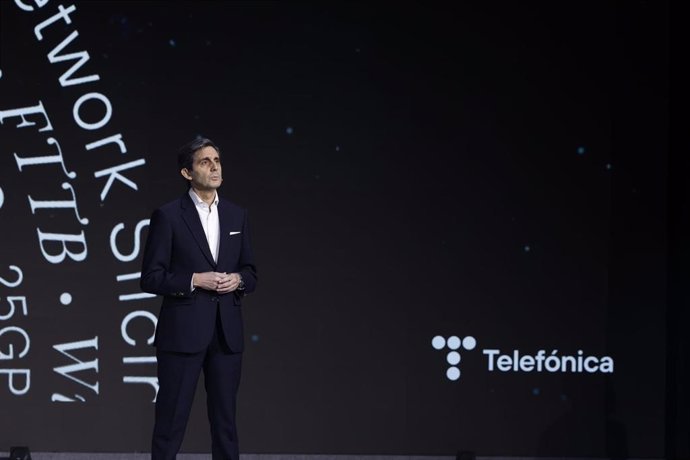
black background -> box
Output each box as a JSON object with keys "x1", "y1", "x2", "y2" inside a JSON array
[{"x1": 0, "y1": 1, "x2": 670, "y2": 457}]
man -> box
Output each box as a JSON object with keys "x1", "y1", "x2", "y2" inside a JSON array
[{"x1": 140, "y1": 137, "x2": 257, "y2": 460}]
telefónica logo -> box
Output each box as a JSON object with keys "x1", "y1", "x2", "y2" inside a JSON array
[
  {"x1": 432, "y1": 335, "x2": 615, "y2": 381},
  {"x1": 431, "y1": 335, "x2": 477, "y2": 381}
]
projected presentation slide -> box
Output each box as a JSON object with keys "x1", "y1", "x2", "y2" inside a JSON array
[{"x1": 0, "y1": 1, "x2": 667, "y2": 457}]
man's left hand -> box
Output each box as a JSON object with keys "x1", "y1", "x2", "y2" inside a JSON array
[{"x1": 216, "y1": 272, "x2": 241, "y2": 293}]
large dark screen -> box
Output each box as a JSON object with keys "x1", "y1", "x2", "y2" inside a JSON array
[{"x1": 0, "y1": 1, "x2": 668, "y2": 457}]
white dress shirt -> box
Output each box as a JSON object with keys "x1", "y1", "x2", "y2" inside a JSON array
[
  {"x1": 189, "y1": 188, "x2": 220, "y2": 261},
  {"x1": 189, "y1": 189, "x2": 220, "y2": 290}
]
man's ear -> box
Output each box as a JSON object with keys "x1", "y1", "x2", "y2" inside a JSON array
[{"x1": 180, "y1": 168, "x2": 192, "y2": 180}]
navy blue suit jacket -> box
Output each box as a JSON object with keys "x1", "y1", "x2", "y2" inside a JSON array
[{"x1": 140, "y1": 192, "x2": 257, "y2": 353}]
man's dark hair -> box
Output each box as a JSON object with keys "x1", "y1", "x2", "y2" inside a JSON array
[{"x1": 177, "y1": 137, "x2": 220, "y2": 172}]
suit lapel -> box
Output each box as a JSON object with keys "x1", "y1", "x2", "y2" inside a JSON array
[
  {"x1": 217, "y1": 199, "x2": 235, "y2": 265},
  {"x1": 180, "y1": 193, "x2": 216, "y2": 267}
]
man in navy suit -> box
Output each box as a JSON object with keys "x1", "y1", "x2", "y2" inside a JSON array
[{"x1": 141, "y1": 137, "x2": 257, "y2": 460}]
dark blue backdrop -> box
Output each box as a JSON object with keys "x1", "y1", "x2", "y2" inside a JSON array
[{"x1": 0, "y1": 1, "x2": 669, "y2": 457}]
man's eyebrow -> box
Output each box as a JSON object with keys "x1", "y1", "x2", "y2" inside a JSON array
[{"x1": 196, "y1": 155, "x2": 220, "y2": 162}]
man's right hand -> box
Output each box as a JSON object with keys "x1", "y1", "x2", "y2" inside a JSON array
[{"x1": 192, "y1": 272, "x2": 230, "y2": 292}]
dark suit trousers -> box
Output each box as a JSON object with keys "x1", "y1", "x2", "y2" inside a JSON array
[{"x1": 152, "y1": 307, "x2": 242, "y2": 460}]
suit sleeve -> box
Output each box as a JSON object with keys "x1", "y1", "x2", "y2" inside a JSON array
[
  {"x1": 140, "y1": 208, "x2": 194, "y2": 297},
  {"x1": 237, "y1": 208, "x2": 258, "y2": 296}
]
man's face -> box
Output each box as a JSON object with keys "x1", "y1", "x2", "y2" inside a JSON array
[{"x1": 182, "y1": 146, "x2": 223, "y2": 191}]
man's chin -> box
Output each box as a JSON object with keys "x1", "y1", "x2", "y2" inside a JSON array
[{"x1": 193, "y1": 183, "x2": 221, "y2": 193}]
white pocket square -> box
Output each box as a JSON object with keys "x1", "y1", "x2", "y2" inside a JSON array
[{"x1": 229, "y1": 231, "x2": 241, "y2": 236}]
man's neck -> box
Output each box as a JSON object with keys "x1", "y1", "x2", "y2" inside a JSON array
[{"x1": 191, "y1": 187, "x2": 216, "y2": 206}]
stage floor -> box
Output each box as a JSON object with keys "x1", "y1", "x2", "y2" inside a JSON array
[{"x1": 1, "y1": 455, "x2": 662, "y2": 460}]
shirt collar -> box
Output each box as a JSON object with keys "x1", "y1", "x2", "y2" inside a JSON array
[{"x1": 188, "y1": 189, "x2": 218, "y2": 208}]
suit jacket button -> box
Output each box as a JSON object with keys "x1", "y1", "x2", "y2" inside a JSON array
[{"x1": 211, "y1": 296, "x2": 218, "y2": 302}]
